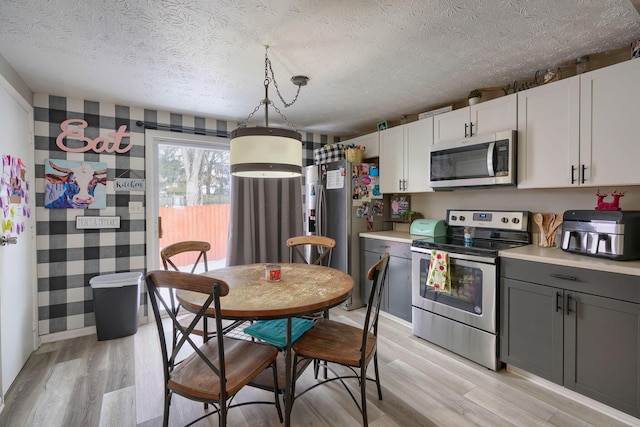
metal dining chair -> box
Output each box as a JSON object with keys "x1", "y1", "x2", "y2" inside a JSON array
[
  {"x1": 287, "y1": 235, "x2": 336, "y2": 267},
  {"x1": 291, "y1": 252, "x2": 390, "y2": 426},
  {"x1": 244, "y1": 235, "x2": 338, "y2": 381},
  {"x1": 160, "y1": 241, "x2": 240, "y2": 340},
  {"x1": 287, "y1": 235, "x2": 337, "y2": 320},
  {"x1": 146, "y1": 270, "x2": 283, "y2": 426}
]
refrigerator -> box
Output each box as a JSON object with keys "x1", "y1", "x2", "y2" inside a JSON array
[{"x1": 302, "y1": 160, "x2": 389, "y2": 310}]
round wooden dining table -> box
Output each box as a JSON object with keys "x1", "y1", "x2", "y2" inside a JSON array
[{"x1": 176, "y1": 262, "x2": 354, "y2": 427}]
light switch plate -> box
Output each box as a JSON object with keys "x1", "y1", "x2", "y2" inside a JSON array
[{"x1": 128, "y1": 201, "x2": 144, "y2": 214}]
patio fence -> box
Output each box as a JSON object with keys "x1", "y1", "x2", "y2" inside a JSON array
[{"x1": 159, "y1": 204, "x2": 230, "y2": 268}]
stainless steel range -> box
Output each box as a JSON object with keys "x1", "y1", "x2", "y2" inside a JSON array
[{"x1": 411, "y1": 209, "x2": 530, "y2": 370}]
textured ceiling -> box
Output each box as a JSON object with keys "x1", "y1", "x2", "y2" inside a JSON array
[{"x1": 1, "y1": 0, "x2": 639, "y2": 136}]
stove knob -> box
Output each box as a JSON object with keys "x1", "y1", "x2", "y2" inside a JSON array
[
  {"x1": 501, "y1": 217, "x2": 509, "y2": 223},
  {"x1": 512, "y1": 218, "x2": 520, "y2": 224},
  {"x1": 459, "y1": 215, "x2": 465, "y2": 221},
  {"x1": 451, "y1": 215, "x2": 457, "y2": 221}
]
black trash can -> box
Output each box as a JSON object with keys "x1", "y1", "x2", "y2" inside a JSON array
[{"x1": 90, "y1": 272, "x2": 142, "y2": 341}]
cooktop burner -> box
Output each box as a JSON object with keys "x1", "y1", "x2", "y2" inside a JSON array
[
  {"x1": 411, "y1": 236, "x2": 528, "y2": 257},
  {"x1": 411, "y1": 209, "x2": 531, "y2": 257}
]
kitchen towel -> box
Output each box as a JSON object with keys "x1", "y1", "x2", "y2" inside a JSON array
[
  {"x1": 426, "y1": 249, "x2": 451, "y2": 293},
  {"x1": 243, "y1": 318, "x2": 315, "y2": 348}
]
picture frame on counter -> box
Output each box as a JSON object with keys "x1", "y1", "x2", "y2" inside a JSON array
[{"x1": 389, "y1": 194, "x2": 410, "y2": 220}]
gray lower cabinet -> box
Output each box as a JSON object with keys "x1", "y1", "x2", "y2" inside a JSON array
[
  {"x1": 361, "y1": 237, "x2": 412, "y2": 322},
  {"x1": 501, "y1": 258, "x2": 640, "y2": 417}
]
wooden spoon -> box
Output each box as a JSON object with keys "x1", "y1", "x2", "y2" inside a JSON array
[
  {"x1": 533, "y1": 213, "x2": 546, "y2": 246},
  {"x1": 546, "y1": 213, "x2": 564, "y2": 246},
  {"x1": 542, "y1": 213, "x2": 555, "y2": 246}
]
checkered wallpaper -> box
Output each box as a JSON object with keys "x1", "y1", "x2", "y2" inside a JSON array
[{"x1": 33, "y1": 93, "x2": 336, "y2": 336}]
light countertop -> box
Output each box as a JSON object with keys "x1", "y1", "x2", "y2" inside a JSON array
[
  {"x1": 359, "y1": 231, "x2": 419, "y2": 244},
  {"x1": 499, "y1": 244, "x2": 640, "y2": 277},
  {"x1": 360, "y1": 231, "x2": 640, "y2": 277}
]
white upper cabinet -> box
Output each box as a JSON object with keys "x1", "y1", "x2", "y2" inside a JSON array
[
  {"x1": 434, "y1": 94, "x2": 517, "y2": 145},
  {"x1": 579, "y1": 59, "x2": 640, "y2": 187},
  {"x1": 517, "y1": 76, "x2": 580, "y2": 189},
  {"x1": 379, "y1": 125, "x2": 403, "y2": 193},
  {"x1": 379, "y1": 118, "x2": 433, "y2": 193},
  {"x1": 518, "y1": 59, "x2": 640, "y2": 189},
  {"x1": 404, "y1": 119, "x2": 433, "y2": 193},
  {"x1": 342, "y1": 131, "x2": 379, "y2": 159}
]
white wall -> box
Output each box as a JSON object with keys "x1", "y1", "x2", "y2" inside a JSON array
[
  {"x1": 411, "y1": 186, "x2": 640, "y2": 219},
  {"x1": 0, "y1": 53, "x2": 32, "y2": 106}
]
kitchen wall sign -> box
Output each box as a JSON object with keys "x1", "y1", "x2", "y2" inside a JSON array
[
  {"x1": 75, "y1": 216, "x2": 121, "y2": 229},
  {"x1": 114, "y1": 169, "x2": 145, "y2": 192},
  {"x1": 56, "y1": 119, "x2": 132, "y2": 153},
  {"x1": 114, "y1": 178, "x2": 145, "y2": 192}
]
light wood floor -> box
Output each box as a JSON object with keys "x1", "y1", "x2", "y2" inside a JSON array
[{"x1": 2, "y1": 307, "x2": 640, "y2": 426}]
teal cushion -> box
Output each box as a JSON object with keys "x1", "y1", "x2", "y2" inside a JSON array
[{"x1": 244, "y1": 318, "x2": 315, "y2": 348}]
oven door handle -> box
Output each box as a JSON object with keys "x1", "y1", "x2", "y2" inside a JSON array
[
  {"x1": 486, "y1": 142, "x2": 496, "y2": 177},
  {"x1": 411, "y1": 247, "x2": 496, "y2": 265}
]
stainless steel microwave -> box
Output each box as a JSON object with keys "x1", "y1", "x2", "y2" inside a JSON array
[{"x1": 429, "y1": 130, "x2": 517, "y2": 189}]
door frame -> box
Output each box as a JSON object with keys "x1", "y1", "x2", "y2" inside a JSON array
[
  {"x1": 0, "y1": 72, "x2": 37, "y2": 403},
  {"x1": 144, "y1": 130, "x2": 230, "y2": 273}
]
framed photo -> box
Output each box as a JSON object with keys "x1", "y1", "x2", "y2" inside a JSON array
[
  {"x1": 390, "y1": 195, "x2": 410, "y2": 219},
  {"x1": 377, "y1": 121, "x2": 388, "y2": 131},
  {"x1": 44, "y1": 159, "x2": 107, "y2": 209}
]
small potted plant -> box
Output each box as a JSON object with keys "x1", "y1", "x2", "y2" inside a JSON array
[
  {"x1": 401, "y1": 210, "x2": 423, "y2": 223},
  {"x1": 468, "y1": 89, "x2": 482, "y2": 105}
]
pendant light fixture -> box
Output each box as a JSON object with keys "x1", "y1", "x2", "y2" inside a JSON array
[{"x1": 230, "y1": 46, "x2": 309, "y2": 178}]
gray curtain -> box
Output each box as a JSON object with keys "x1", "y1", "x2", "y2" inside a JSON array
[{"x1": 226, "y1": 176, "x2": 303, "y2": 265}]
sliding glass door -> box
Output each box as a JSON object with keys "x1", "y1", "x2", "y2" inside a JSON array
[{"x1": 145, "y1": 130, "x2": 230, "y2": 272}]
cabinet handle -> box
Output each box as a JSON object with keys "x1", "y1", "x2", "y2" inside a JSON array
[
  {"x1": 469, "y1": 122, "x2": 475, "y2": 137},
  {"x1": 566, "y1": 293, "x2": 574, "y2": 315},
  {"x1": 571, "y1": 165, "x2": 576, "y2": 184},
  {"x1": 464, "y1": 123, "x2": 469, "y2": 138},
  {"x1": 550, "y1": 273, "x2": 577, "y2": 281},
  {"x1": 403, "y1": 179, "x2": 407, "y2": 191},
  {"x1": 398, "y1": 179, "x2": 402, "y2": 191},
  {"x1": 581, "y1": 164, "x2": 586, "y2": 184},
  {"x1": 555, "y1": 292, "x2": 562, "y2": 312}
]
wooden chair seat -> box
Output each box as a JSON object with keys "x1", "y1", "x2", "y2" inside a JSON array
[
  {"x1": 169, "y1": 337, "x2": 278, "y2": 400},
  {"x1": 293, "y1": 318, "x2": 376, "y2": 367}
]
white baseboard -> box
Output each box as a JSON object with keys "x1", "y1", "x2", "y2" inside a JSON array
[
  {"x1": 38, "y1": 315, "x2": 149, "y2": 344},
  {"x1": 379, "y1": 310, "x2": 412, "y2": 329},
  {"x1": 506, "y1": 365, "x2": 640, "y2": 427},
  {"x1": 39, "y1": 326, "x2": 97, "y2": 344}
]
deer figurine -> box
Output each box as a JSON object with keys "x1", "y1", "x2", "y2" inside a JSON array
[{"x1": 595, "y1": 190, "x2": 625, "y2": 211}]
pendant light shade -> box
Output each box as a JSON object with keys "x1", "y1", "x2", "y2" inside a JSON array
[
  {"x1": 230, "y1": 127, "x2": 302, "y2": 178},
  {"x1": 231, "y1": 46, "x2": 308, "y2": 178}
]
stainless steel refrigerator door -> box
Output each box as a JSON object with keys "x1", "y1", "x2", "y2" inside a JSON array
[
  {"x1": 302, "y1": 166, "x2": 320, "y2": 263},
  {"x1": 302, "y1": 165, "x2": 318, "y2": 236},
  {"x1": 322, "y1": 160, "x2": 388, "y2": 310},
  {"x1": 322, "y1": 160, "x2": 361, "y2": 309}
]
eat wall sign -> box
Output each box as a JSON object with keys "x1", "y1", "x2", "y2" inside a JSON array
[{"x1": 56, "y1": 119, "x2": 132, "y2": 153}]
